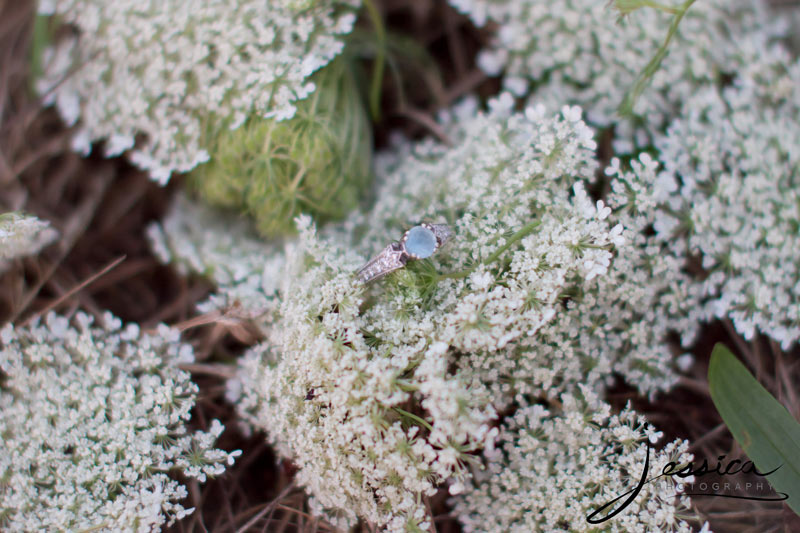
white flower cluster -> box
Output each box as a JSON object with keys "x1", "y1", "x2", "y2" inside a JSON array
[
  {"x1": 452, "y1": 387, "x2": 701, "y2": 533},
  {"x1": 640, "y1": 56, "x2": 800, "y2": 348},
  {"x1": 147, "y1": 194, "x2": 281, "y2": 320},
  {"x1": 449, "y1": 0, "x2": 800, "y2": 351},
  {"x1": 151, "y1": 97, "x2": 703, "y2": 529},
  {"x1": 483, "y1": 151, "x2": 702, "y2": 405},
  {"x1": 37, "y1": 0, "x2": 360, "y2": 183},
  {"x1": 0, "y1": 312, "x2": 240, "y2": 532},
  {"x1": 449, "y1": 0, "x2": 785, "y2": 150},
  {"x1": 0, "y1": 212, "x2": 57, "y2": 267}
]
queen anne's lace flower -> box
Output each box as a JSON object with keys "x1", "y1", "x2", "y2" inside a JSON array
[
  {"x1": 452, "y1": 387, "x2": 702, "y2": 533},
  {"x1": 151, "y1": 97, "x2": 705, "y2": 530},
  {"x1": 188, "y1": 55, "x2": 373, "y2": 238},
  {"x1": 0, "y1": 212, "x2": 56, "y2": 268},
  {"x1": 476, "y1": 152, "x2": 702, "y2": 405},
  {"x1": 37, "y1": 0, "x2": 360, "y2": 183},
  {"x1": 449, "y1": 0, "x2": 785, "y2": 151},
  {"x1": 0, "y1": 312, "x2": 240, "y2": 532},
  {"x1": 644, "y1": 58, "x2": 800, "y2": 348}
]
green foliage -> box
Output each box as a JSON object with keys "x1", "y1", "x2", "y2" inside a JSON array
[
  {"x1": 362, "y1": 0, "x2": 386, "y2": 120},
  {"x1": 708, "y1": 343, "x2": 800, "y2": 516},
  {"x1": 30, "y1": 15, "x2": 53, "y2": 86},
  {"x1": 190, "y1": 56, "x2": 372, "y2": 238}
]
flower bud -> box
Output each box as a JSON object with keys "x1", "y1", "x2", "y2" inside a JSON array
[{"x1": 190, "y1": 57, "x2": 372, "y2": 238}]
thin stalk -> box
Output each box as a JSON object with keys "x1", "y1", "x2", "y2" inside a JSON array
[
  {"x1": 363, "y1": 0, "x2": 386, "y2": 120},
  {"x1": 393, "y1": 407, "x2": 433, "y2": 432},
  {"x1": 618, "y1": 0, "x2": 697, "y2": 116},
  {"x1": 441, "y1": 219, "x2": 542, "y2": 279},
  {"x1": 637, "y1": 0, "x2": 682, "y2": 15}
]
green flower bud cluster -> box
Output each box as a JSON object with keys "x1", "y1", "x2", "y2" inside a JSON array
[{"x1": 190, "y1": 57, "x2": 372, "y2": 238}]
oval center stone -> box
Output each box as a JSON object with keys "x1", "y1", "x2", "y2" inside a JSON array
[{"x1": 405, "y1": 225, "x2": 437, "y2": 258}]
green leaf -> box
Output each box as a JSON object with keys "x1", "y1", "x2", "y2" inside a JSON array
[
  {"x1": 708, "y1": 343, "x2": 800, "y2": 515},
  {"x1": 30, "y1": 14, "x2": 54, "y2": 90}
]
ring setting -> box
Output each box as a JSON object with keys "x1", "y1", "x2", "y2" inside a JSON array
[{"x1": 356, "y1": 223, "x2": 453, "y2": 284}]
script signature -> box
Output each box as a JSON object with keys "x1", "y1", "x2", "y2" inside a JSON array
[{"x1": 586, "y1": 442, "x2": 788, "y2": 524}]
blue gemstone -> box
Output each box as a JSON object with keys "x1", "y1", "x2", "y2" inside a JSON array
[{"x1": 405, "y1": 226, "x2": 437, "y2": 258}]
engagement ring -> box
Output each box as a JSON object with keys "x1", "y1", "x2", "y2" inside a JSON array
[{"x1": 356, "y1": 223, "x2": 453, "y2": 284}]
